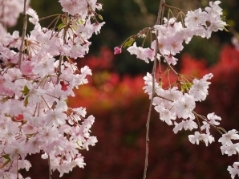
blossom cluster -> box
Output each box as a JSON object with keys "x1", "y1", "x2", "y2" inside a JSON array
[
  {"x1": 0, "y1": 0, "x2": 30, "y2": 27},
  {"x1": 143, "y1": 72, "x2": 217, "y2": 143},
  {"x1": 116, "y1": 1, "x2": 239, "y2": 178},
  {"x1": 125, "y1": 1, "x2": 226, "y2": 65},
  {"x1": 0, "y1": 0, "x2": 103, "y2": 178}
]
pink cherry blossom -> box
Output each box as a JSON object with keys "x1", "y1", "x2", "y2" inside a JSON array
[
  {"x1": 155, "y1": 105, "x2": 176, "y2": 125},
  {"x1": 173, "y1": 119, "x2": 198, "y2": 134},
  {"x1": 207, "y1": 112, "x2": 221, "y2": 125},
  {"x1": 27, "y1": 8, "x2": 39, "y2": 25},
  {"x1": 228, "y1": 162, "x2": 239, "y2": 179},
  {"x1": 220, "y1": 143, "x2": 239, "y2": 156},
  {"x1": 188, "y1": 131, "x2": 214, "y2": 146},
  {"x1": 189, "y1": 73, "x2": 213, "y2": 101},
  {"x1": 173, "y1": 94, "x2": 196, "y2": 119},
  {"x1": 219, "y1": 129, "x2": 239, "y2": 146},
  {"x1": 128, "y1": 42, "x2": 154, "y2": 63},
  {"x1": 0, "y1": 0, "x2": 103, "y2": 176}
]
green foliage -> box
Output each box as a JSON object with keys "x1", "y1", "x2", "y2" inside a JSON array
[
  {"x1": 123, "y1": 37, "x2": 135, "y2": 48},
  {"x1": 22, "y1": 85, "x2": 30, "y2": 96}
]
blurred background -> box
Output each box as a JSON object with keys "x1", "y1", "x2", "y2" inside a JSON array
[{"x1": 16, "y1": 0, "x2": 239, "y2": 178}]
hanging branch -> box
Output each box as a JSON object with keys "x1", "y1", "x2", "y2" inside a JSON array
[
  {"x1": 18, "y1": 0, "x2": 28, "y2": 69},
  {"x1": 142, "y1": 1, "x2": 165, "y2": 179},
  {"x1": 56, "y1": 55, "x2": 64, "y2": 84},
  {"x1": 56, "y1": 14, "x2": 68, "y2": 84},
  {"x1": 48, "y1": 156, "x2": 52, "y2": 179}
]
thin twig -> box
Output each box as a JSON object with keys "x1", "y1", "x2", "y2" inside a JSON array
[
  {"x1": 48, "y1": 156, "x2": 52, "y2": 179},
  {"x1": 192, "y1": 111, "x2": 226, "y2": 135},
  {"x1": 18, "y1": 0, "x2": 28, "y2": 69},
  {"x1": 142, "y1": 1, "x2": 165, "y2": 179},
  {"x1": 164, "y1": 57, "x2": 179, "y2": 75},
  {"x1": 56, "y1": 14, "x2": 68, "y2": 84},
  {"x1": 163, "y1": 3, "x2": 182, "y2": 13},
  {"x1": 17, "y1": 154, "x2": 19, "y2": 179},
  {"x1": 134, "y1": 0, "x2": 148, "y2": 15},
  {"x1": 39, "y1": 14, "x2": 62, "y2": 21},
  {"x1": 156, "y1": 0, "x2": 165, "y2": 25},
  {"x1": 56, "y1": 55, "x2": 64, "y2": 84}
]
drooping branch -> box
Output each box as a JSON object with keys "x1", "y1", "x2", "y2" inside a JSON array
[
  {"x1": 18, "y1": 0, "x2": 28, "y2": 68},
  {"x1": 143, "y1": 1, "x2": 165, "y2": 179},
  {"x1": 48, "y1": 156, "x2": 52, "y2": 179}
]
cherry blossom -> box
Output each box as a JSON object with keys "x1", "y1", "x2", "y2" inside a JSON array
[
  {"x1": 189, "y1": 73, "x2": 213, "y2": 101},
  {"x1": 1, "y1": 0, "x2": 237, "y2": 178},
  {"x1": 154, "y1": 105, "x2": 176, "y2": 125},
  {"x1": 220, "y1": 143, "x2": 239, "y2": 156},
  {"x1": 173, "y1": 119, "x2": 198, "y2": 134},
  {"x1": 172, "y1": 94, "x2": 196, "y2": 120},
  {"x1": 188, "y1": 131, "x2": 214, "y2": 146},
  {"x1": 207, "y1": 112, "x2": 221, "y2": 126},
  {"x1": 0, "y1": 0, "x2": 103, "y2": 177},
  {"x1": 228, "y1": 162, "x2": 239, "y2": 179},
  {"x1": 219, "y1": 129, "x2": 239, "y2": 146},
  {"x1": 0, "y1": 0, "x2": 30, "y2": 27},
  {"x1": 127, "y1": 42, "x2": 154, "y2": 63},
  {"x1": 116, "y1": 1, "x2": 239, "y2": 178}
]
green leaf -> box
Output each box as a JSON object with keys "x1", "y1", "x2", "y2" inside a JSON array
[
  {"x1": 181, "y1": 82, "x2": 192, "y2": 92},
  {"x1": 22, "y1": 85, "x2": 30, "y2": 96},
  {"x1": 24, "y1": 96, "x2": 29, "y2": 107},
  {"x1": 76, "y1": 19, "x2": 84, "y2": 24},
  {"x1": 123, "y1": 38, "x2": 135, "y2": 48},
  {"x1": 0, "y1": 154, "x2": 11, "y2": 169},
  {"x1": 97, "y1": 14, "x2": 103, "y2": 21},
  {"x1": 57, "y1": 23, "x2": 66, "y2": 30},
  {"x1": 2, "y1": 154, "x2": 10, "y2": 160}
]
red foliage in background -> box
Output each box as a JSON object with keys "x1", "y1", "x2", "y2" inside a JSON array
[{"x1": 26, "y1": 46, "x2": 239, "y2": 179}]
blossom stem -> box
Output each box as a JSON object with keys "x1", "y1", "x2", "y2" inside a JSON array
[
  {"x1": 141, "y1": 28, "x2": 150, "y2": 47},
  {"x1": 56, "y1": 17, "x2": 67, "y2": 84},
  {"x1": 193, "y1": 111, "x2": 226, "y2": 135},
  {"x1": 39, "y1": 14, "x2": 62, "y2": 21},
  {"x1": 48, "y1": 156, "x2": 52, "y2": 179},
  {"x1": 163, "y1": 2, "x2": 183, "y2": 13},
  {"x1": 18, "y1": 0, "x2": 28, "y2": 69},
  {"x1": 195, "y1": 115, "x2": 202, "y2": 133},
  {"x1": 56, "y1": 55, "x2": 64, "y2": 84},
  {"x1": 164, "y1": 57, "x2": 179, "y2": 75},
  {"x1": 17, "y1": 154, "x2": 19, "y2": 179},
  {"x1": 143, "y1": 1, "x2": 165, "y2": 179}
]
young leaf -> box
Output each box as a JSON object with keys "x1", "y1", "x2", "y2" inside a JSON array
[
  {"x1": 57, "y1": 23, "x2": 66, "y2": 30},
  {"x1": 123, "y1": 37, "x2": 135, "y2": 48},
  {"x1": 22, "y1": 85, "x2": 30, "y2": 96}
]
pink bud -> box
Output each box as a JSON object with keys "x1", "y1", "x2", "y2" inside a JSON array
[
  {"x1": 15, "y1": 114, "x2": 24, "y2": 122},
  {"x1": 60, "y1": 81, "x2": 69, "y2": 91},
  {"x1": 114, "y1": 46, "x2": 122, "y2": 55}
]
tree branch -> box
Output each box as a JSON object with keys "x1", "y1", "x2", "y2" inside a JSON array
[
  {"x1": 143, "y1": 1, "x2": 165, "y2": 179},
  {"x1": 48, "y1": 156, "x2": 52, "y2": 179},
  {"x1": 18, "y1": 0, "x2": 28, "y2": 69}
]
